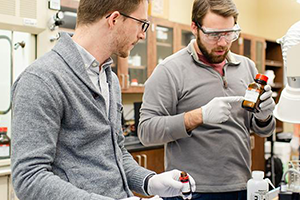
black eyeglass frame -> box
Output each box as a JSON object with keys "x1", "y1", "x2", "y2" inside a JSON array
[{"x1": 106, "y1": 12, "x2": 150, "y2": 32}]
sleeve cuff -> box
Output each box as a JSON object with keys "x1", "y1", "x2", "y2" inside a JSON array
[
  {"x1": 143, "y1": 173, "x2": 155, "y2": 195},
  {"x1": 254, "y1": 115, "x2": 273, "y2": 127}
]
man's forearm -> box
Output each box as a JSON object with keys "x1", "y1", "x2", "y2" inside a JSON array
[{"x1": 184, "y1": 108, "x2": 203, "y2": 132}]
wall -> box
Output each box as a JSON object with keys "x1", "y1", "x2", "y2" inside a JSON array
[
  {"x1": 257, "y1": 0, "x2": 300, "y2": 41},
  {"x1": 168, "y1": 0, "x2": 300, "y2": 41}
]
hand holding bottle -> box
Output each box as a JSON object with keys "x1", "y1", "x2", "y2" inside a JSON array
[
  {"x1": 253, "y1": 85, "x2": 275, "y2": 120},
  {"x1": 147, "y1": 169, "x2": 196, "y2": 197}
]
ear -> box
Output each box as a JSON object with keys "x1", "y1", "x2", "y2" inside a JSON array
[
  {"x1": 191, "y1": 22, "x2": 198, "y2": 37},
  {"x1": 106, "y1": 11, "x2": 121, "y2": 28}
]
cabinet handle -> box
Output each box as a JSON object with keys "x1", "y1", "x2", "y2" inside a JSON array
[
  {"x1": 141, "y1": 154, "x2": 147, "y2": 169},
  {"x1": 250, "y1": 135, "x2": 255, "y2": 150},
  {"x1": 125, "y1": 74, "x2": 130, "y2": 89},
  {"x1": 120, "y1": 74, "x2": 125, "y2": 89},
  {"x1": 136, "y1": 155, "x2": 142, "y2": 166}
]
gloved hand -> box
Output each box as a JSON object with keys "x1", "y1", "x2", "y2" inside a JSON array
[
  {"x1": 120, "y1": 195, "x2": 162, "y2": 200},
  {"x1": 254, "y1": 85, "x2": 275, "y2": 120},
  {"x1": 147, "y1": 169, "x2": 196, "y2": 197},
  {"x1": 201, "y1": 96, "x2": 244, "y2": 124}
]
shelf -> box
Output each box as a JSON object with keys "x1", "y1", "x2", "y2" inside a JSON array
[
  {"x1": 0, "y1": 159, "x2": 10, "y2": 167},
  {"x1": 271, "y1": 82, "x2": 283, "y2": 89},
  {"x1": 265, "y1": 60, "x2": 283, "y2": 67},
  {"x1": 128, "y1": 65, "x2": 146, "y2": 70},
  {"x1": 122, "y1": 86, "x2": 145, "y2": 93},
  {"x1": 157, "y1": 42, "x2": 172, "y2": 47},
  {"x1": 138, "y1": 40, "x2": 146, "y2": 44},
  {"x1": 276, "y1": 127, "x2": 283, "y2": 134}
]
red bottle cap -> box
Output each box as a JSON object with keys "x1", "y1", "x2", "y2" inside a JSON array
[
  {"x1": 0, "y1": 127, "x2": 7, "y2": 132},
  {"x1": 255, "y1": 74, "x2": 268, "y2": 82}
]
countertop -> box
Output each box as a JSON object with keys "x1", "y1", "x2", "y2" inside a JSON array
[{"x1": 124, "y1": 136, "x2": 164, "y2": 152}]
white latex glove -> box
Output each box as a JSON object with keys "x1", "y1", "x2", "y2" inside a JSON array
[
  {"x1": 201, "y1": 96, "x2": 244, "y2": 124},
  {"x1": 254, "y1": 85, "x2": 275, "y2": 120},
  {"x1": 120, "y1": 195, "x2": 162, "y2": 200},
  {"x1": 147, "y1": 169, "x2": 196, "y2": 197}
]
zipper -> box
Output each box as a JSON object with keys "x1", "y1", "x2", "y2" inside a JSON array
[
  {"x1": 191, "y1": 52, "x2": 229, "y2": 89},
  {"x1": 222, "y1": 64, "x2": 228, "y2": 89}
]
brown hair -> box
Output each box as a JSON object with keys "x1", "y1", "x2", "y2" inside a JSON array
[
  {"x1": 76, "y1": 0, "x2": 148, "y2": 26},
  {"x1": 192, "y1": 0, "x2": 239, "y2": 25}
]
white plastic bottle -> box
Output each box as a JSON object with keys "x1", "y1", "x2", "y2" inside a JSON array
[{"x1": 247, "y1": 171, "x2": 269, "y2": 200}]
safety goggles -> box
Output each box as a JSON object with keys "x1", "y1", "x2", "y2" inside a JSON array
[
  {"x1": 106, "y1": 12, "x2": 150, "y2": 33},
  {"x1": 196, "y1": 22, "x2": 241, "y2": 44}
]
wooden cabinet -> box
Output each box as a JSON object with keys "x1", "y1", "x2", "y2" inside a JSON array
[
  {"x1": 231, "y1": 34, "x2": 267, "y2": 171},
  {"x1": 130, "y1": 147, "x2": 164, "y2": 174},
  {"x1": 231, "y1": 33, "x2": 266, "y2": 73},
  {"x1": 265, "y1": 40, "x2": 284, "y2": 134},
  {"x1": 175, "y1": 23, "x2": 195, "y2": 52},
  {"x1": 231, "y1": 34, "x2": 284, "y2": 171},
  {"x1": 120, "y1": 17, "x2": 177, "y2": 93}
]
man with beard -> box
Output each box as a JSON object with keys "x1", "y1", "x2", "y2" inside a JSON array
[
  {"x1": 11, "y1": 0, "x2": 197, "y2": 200},
  {"x1": 138, "y1": 0, "x2": 275, "y2": 199}
]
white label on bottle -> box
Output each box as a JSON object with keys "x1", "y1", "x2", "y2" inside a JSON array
[
  {"x1": 244, "y1": 89, "x2": 259, "y2": 103},
  {"x1": 182, "y1": 182, "x2": 190, "y2": 193},
  {"x1": 0, "y1": 144, "x2": 10, "y2": 157}
]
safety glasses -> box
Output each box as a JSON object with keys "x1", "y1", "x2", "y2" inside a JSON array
[
  {"x1": 106, "y1": 12, "x2": 150, "y2": 33},
  {"x1": 196, "y1": 22, "x2": 241, "y2": 44}
]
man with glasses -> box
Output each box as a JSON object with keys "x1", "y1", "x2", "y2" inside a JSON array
[
  {"x1": 138, "y1": 0, "x2": 275, "y2": 199},
  {"x1": 11, "y1": 0, "x2": 196, "y2": 200}
]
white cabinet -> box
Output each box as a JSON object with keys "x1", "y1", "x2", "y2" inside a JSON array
[
  {"x1": 0, "y1": 175, "x2": 8, "y2": 200},
  {"x1": 0, "y1": 160, "x2": 18, "y2": 200}
]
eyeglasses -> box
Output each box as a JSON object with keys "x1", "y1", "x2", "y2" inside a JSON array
[
  {"x1": 106, "y1": 12, "x2": 150, "y2": 32},
  {"x1": 195, "y1": 22, "x2": 241, "y2": 44}
]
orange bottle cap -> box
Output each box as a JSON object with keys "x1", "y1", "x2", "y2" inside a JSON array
[{"x1": 255, "y1": 74, "x2": 268, "y2": 82}]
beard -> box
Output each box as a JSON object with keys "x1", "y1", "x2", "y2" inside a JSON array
[{"x1": 196, "y1": 34, "x2": 229, "y2": 64}]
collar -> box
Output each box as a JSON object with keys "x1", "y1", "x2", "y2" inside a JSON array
[{"x1": 73, "y1": 39, "x2": 113, "y2": 74}]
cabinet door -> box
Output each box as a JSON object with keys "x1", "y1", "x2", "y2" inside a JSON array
[
  {"x1": 131, "y1": 148, "x2": 164, "y2": 174},
  {"x1": 174, "y1": 24, "x2": 195, "y2": 52},
  {"x1": 250, "y1": 135, "x2": 266, "y2": 171},
  {"x1": 121, "y1": 17, "x2": 176, "y2": 93}
]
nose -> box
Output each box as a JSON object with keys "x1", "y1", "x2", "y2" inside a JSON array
[
  {"x1": 217, "y1": 36, "x2": 228, "y2": 46},
  {"x1": 139, "y1": 31, "x2": 146, "y2": 40}
]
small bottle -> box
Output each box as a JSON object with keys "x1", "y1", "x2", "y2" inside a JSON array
[
  {"x1": 247, "y1": 171, "x2": 268, "y2": 200},
  {"x1": 0, "y1": 127, "x2": 11, "y2": 159},
  {"x1": 242, "y1": 73, "x2": 268, "y2": 112},
  {"x1": 179, "y1": 171, "x2": 192, "y2": 200}
]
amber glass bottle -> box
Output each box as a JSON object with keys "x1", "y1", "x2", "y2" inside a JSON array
[
  {"x1": 242, "y1": 74, "x2": 268, "y2": 113},
  {"x1": 0, "y1": 127, "x2": 11, "y2": 159},
  {"x1": 180, "y1": 171, "x2": 192, "y2": 199}
]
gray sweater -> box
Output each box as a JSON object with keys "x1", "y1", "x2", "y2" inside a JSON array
[
  {"x1": 11, "y1": 32, "x2": 153, "y2": 200},
  {"x1": 138, "y1": 40, "x2": 275, "y2": 193}
]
